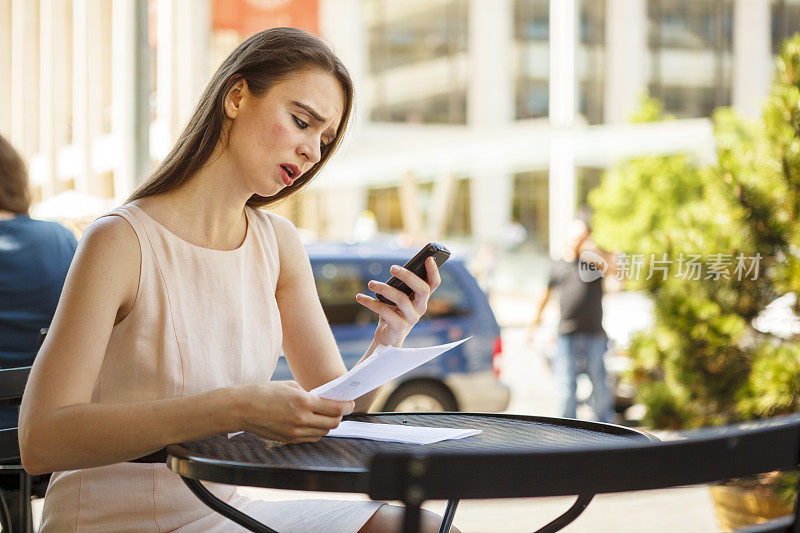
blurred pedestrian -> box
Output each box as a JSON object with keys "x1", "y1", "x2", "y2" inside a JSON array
[
  {"x1": 0, "y1": 135, "x2": 77, "y2": 373},
  {"x1": 527, "y1": 219, "x2": 616, "y2": 423},
  {"x1": 20, "y1": 28, "x2": 452, "y2": 533},
  {"x1": 0, "y1": 134, "x2": 77, "y2": 532}
]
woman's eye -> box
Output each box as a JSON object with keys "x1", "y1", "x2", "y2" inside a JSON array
[{"x1": 292, "y1": 115, "x2": 309, "y2": 129}]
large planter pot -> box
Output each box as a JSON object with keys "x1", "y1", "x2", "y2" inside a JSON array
[{"x1": 710, "y1": 484, "x2": 793, "y2": 532}]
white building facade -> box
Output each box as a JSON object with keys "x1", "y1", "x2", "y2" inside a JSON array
[{"x1": 0, "y1": 0, "x2": 792, "y2": 256}]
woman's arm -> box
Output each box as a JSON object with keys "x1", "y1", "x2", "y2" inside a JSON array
[
  {"x1": 271, "y1": 214, "x2": 440, "y2": 413},
  {"x1": 271, "y1": 214, "x2": 349, "y2": 389},
  {"x1": 20, "y1": 216, "x2": 351, "y2": 475}
]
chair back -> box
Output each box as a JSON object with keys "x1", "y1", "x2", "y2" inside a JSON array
[
  {"x1": 0, "y1": 366, "x2": 30, "y2": 463},
  {"x1": 368, "y1": 414, "x2": 800, "y2": 531},
  {"x1": 0, "y1": 367, "x2": 31, "y2": 402},
  {"x1": 0, "y1": 366, "x2": 34, "y2": 533}
]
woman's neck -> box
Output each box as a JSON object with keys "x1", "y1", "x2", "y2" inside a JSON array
[
  {"x1": 134, "y1": 171, "x2": 251, "y2": 251},
  {"x1": 0, "y1": 210, "x2": 20, "y2": 221}
]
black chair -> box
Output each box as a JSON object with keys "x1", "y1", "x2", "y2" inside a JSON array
[
  {"x1": 0, "y1": 366, "x2": 34, "y2": 533},
  {"x1": 368, "y1": 414, "x2": 800, "y2": 533}
]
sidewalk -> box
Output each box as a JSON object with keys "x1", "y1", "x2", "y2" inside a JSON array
[{"x1": 490, "y1": 325, "x2": 720, "y2": 531}]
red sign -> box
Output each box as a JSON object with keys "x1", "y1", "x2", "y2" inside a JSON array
[{"x1": 213, "y1": 0, "x2": 320, "y2": 37}]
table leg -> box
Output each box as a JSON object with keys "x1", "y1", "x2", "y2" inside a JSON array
[
  {"x1": 20, "y1": 470, "x2": 32, "y2": 533},
  {"x1": 180, "y1": 476, "x2": 279, "y2": 533},
  {"x1": 0, "y1": 487, "x2": 11, "y2": 533},
  {"x1": 533, "y1": 494, "x2": 594, "y2": 533},
  {"x1": 402, "y1": 502, "x2": 422, "y2": 533},
  {"x1": 438, "y1": 499, "x2": 459, "y2": 533}
]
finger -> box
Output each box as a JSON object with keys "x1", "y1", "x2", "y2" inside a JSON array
[
  {"x1": 367, "y1": 280, "x2": 417, "y2": 318},
  {"x1": 355, "y1": 293, "x2": 406, "y2": 328},
  {"x1": 308, "y1": 396, "x2": 354, "y2": 417},
  {"x1": 300, "y1": 412, "x2": 345, "y2": 432},
  {"x1": 424, "y1": 257, "x2": 441, "y2": 291},
  {"x1": 408, "y1": 258, "x2": 440, "y2": 314},
  {"x1": 283, "y1": 427, "x2": 330, "y2": 443},
  {"x1": 368, "y1": 279, "x2": 409, "y2": 306},
  {"x1": 389, "y1": 264, "x2": 431, "y2": 297},
  {"x1": 390, "y1": 263, "x2": 432, "y2": 315}
]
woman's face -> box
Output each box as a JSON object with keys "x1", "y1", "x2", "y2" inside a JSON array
[{"x1": 224, "y1": 68, "x2": 345, "y2": 198}]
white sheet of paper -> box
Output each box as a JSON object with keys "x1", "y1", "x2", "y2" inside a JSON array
[
  {"x1": 310, "y1": 337, "x2": 471, "y2": 401},
  {"x1": 325, "y1": 420, "x2": 481, "y2": 445},
  {"x1": 226, "y1": 338, "x2": 471, "y2": 439}
]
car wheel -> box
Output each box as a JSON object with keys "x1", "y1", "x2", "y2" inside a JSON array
[{"x1": 382, "y1": 382, "x2": 458, "y2": 412}]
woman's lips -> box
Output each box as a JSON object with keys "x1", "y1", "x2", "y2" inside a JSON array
[{"x1": 279, "y1": 165, "x2": 294, "y2": 186}]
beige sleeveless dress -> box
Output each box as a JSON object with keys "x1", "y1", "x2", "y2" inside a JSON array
[{"x1": 40, "y1": 204, "x2": 384, "y2": 532}]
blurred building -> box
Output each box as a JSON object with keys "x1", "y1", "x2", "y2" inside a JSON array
[{"x1": 0, "y1": 0, "x2": 795, "y2": 255}]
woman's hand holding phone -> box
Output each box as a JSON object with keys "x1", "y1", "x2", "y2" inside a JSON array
[{"x1": 355, "y1": 254, "x2": 442, "y2": 348}]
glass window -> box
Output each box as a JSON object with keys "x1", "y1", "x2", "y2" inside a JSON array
[
  {"x1": 367, "y1": 0, "x2": 468, "y2": 73},
  {"x1": 576, "y1": 167, "x2": 603, "y2": 213},
  {"x1": 367, "y1": 0, "x2": 469, "y2": 125},
  {"x1": 512, "y1": 170, "x2": 549, "y2": 251},
  {"x1": 578, "y1": 0, "x2": 605, "y2": 125},
  {"x1": 648, "y1": 0, "x2": 733, "y2": 49},
  {"x1": 648, "y1": 0, "x2": 733, "y2": 118},
  {"x1": 444, "y1": 178, "x2": 472, "y2": 238},
  {"x1": 514, "y1": 0, "x2": 550, "y2": 119},
  {"x1": 367, "y1": 186, "x2": 404, "y2": 233},
  {"x1": 313, "y1": 262, "x2": 376, "y2": 326},
  {"x1": 370, "y1": 90, "x2": 468, "y2": 124},
  {"x1": 515, "y1": 80, "x2": 549, "y2": 120},
  {"x1": 514, "y1": 0, "x2": 549, "y2": 40},
  {"x1": 648, "y1": 84, "x2": 720, "y2": 118},
  {"x1": 423, "y1": 268, "x2": 471, "y2": 319},
  {"x1": 772, "y1": 0, "x2": 800, "y2": 54}
]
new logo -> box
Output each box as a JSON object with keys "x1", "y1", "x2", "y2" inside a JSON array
[{"x1": 578, "y1": 250, "x2": 607, "y2": 282}]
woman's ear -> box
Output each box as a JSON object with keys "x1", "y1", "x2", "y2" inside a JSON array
[{"x1": 224, "y1": 79, "x2": 249, "y2": 119}]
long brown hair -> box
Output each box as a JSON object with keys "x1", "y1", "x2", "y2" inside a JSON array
[
  {"x1": 0, "y1": 134, "x2": 31, "y2": 215},
  {"x1": 127, "y1": 27, "x2": 354, "y2": 208}
]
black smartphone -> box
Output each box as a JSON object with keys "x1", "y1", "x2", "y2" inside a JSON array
[{"x1": 375, "y1": 242, "x2": 451, "y2": 305}]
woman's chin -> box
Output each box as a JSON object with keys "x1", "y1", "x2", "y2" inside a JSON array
[{"x1": 249, "y1": 182, "x2": 283, "y2": 199}]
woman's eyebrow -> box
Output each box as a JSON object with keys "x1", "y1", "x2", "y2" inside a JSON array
[{"x1": 292, "y1": 101, "x2": 328, "y2": 123}]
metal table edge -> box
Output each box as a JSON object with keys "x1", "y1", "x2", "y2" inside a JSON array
[
  {"x1": 374, "y1": 411, "x2": 655, "y2": 441},
  {"x1": 165, "y1": 412, "x2": 654, "y2": 492}
]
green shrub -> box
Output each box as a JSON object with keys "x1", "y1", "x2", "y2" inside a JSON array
[{"x1": 590, "y1": 37, "x2": 800, "y2": 430}]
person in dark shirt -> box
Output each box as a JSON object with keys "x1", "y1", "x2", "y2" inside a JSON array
[
  {"x1": 0, "y1": 134, "x2": 77, "y2": 530},
  {"x1": 0, "y1": 135, "x2": 78, "y2": 372},
  {"x1": 527, "y1": 219, "x2": 615, "y2": 423}
]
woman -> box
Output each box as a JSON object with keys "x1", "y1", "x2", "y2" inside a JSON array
[{"x1": 20, "y1": 28, "x2": 453, "y2": 532}]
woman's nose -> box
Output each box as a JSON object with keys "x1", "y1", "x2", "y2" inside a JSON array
[{"x1": 298, "y1": 139, "x2": 321, "y2": 164}]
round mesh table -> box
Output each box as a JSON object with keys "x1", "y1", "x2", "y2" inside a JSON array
[
  {"x1": 167, "y1": 413, "x2": 650, "y2": 493},
  {"x1": 165, "y1": 413, "x2": 652, "y2": 533}
]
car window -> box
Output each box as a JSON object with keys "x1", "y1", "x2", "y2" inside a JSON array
[
  {"x1": 313, "y1": 261, "x2": 377, "y2": 325},
  {"x1": 423, "y1": 267, "x2": 471, "y2": 320}
]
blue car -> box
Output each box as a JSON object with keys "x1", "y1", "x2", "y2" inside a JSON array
[{"x1": 271, "y1": 243, "x2": 510, "y2": 413}]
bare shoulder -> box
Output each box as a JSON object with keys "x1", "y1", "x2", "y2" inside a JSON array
[
  {"x1": 79, "y1": 215, "x2": 140, "y2": 264},
  {"x1": 261, "y1": 211, "x2": 297, "y2": 238},
  {"x1": 83, "y1": 214, "x2": 138, "y2": 243},
  {"x1": 70, "y1": 215, "x2": 141, "y2": 306},
  {"x1": 263, "y1": 211, "x2": 304, "y2": 254},
  {"x1": 261, "y1": 211, "x2": 311, "y2": 286}
]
